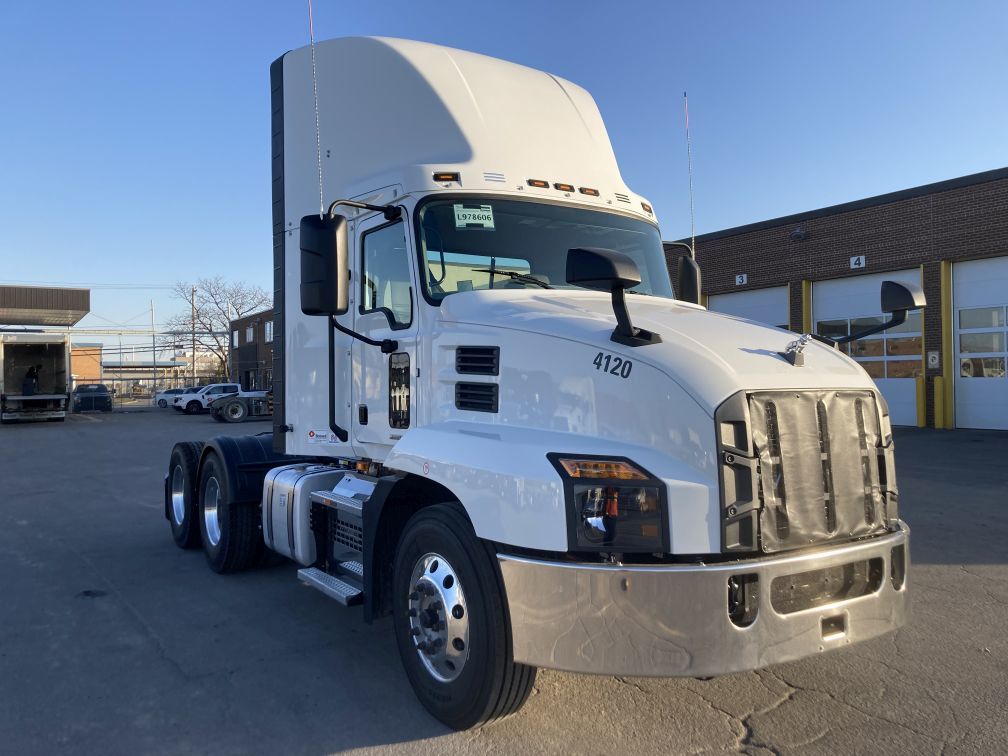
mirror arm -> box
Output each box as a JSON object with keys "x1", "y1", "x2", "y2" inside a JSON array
[
  {"x1": 610, "y1": 287, "x2": 636, "y2": 339},
  {"x1": 327, "y1": 199, "x2": 402, "y2": 222},
  {"x1": 664, "y1": 240, "x2": 695, "y2": 259},
  {"x1": 832, "y1": 310, "x2": 907, "y2": 345},
  {"x1": 330, "y1": 316, "x2": 399, "y2": 354}
]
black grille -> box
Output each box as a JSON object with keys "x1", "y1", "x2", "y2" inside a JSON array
[
  {"x1": 455, "y1": 382, "x2": 498, "y2": 413},
  {"x1": 456, "y1": 346, "x2": 499, "y2": 375},
  {"x1": 330, "y1": 511, "x2": 363, "y2": 553}
]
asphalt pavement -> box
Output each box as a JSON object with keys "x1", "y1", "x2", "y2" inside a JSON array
[{"x1": 0, "y1": 411, "x2": 1005, "y2": 754}]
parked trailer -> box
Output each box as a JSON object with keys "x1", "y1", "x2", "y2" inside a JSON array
[
  {"x1": 0, "y1": 332, "x2": 70, "y2": 423},
  {"x1": 164, "y1": 37, "x2": 920, "y2": 729}
]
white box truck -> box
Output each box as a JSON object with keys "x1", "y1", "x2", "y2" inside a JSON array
[
  {"x1": 0, "y1": 332, "x2": 70, "y2": 423},
  {"x1": 163, "y1": 37, "x2": 919, "y2": 729}
]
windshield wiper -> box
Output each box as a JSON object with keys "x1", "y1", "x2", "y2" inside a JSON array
[{"x1": 471, "y1": 269, "x2": 553, "y2": 289}]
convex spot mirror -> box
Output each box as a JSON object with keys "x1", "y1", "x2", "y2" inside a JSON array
[
  {"x1": 566, "y1": 246, "x2": 641, "y2": 291},
  {"x1": 300, "y1": 214, "x2": 349, "y2": 316},
  {"x1": 881, "y1": 279, "x2": 926, "y2": 314}
]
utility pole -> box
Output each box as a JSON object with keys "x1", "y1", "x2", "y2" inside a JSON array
[
  {"x1": 190, "y1": 285, "x2": 197, "y2": 384},
  {"x1": 151, "y1": 300, "x2": 157, "y2": 393}
]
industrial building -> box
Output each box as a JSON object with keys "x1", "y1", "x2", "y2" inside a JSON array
[
  {"x1": 229, "y1": 308, "x2": 273, "y2": 390},
  {"x1": 665, "y1": 167, "x2": 1008, "y2": 430}
]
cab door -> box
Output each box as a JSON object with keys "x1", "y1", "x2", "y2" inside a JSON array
[{"x1": 351, "y1": 213, "x2": 418, "y2": 458}]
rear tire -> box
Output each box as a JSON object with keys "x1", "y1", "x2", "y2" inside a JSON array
[
  {"x1": 392, "y1": 504, "x2": 536, "y2": 730},
  {"x1": 168, "y1": 441, "x2": 204, "y2": 549},
  {"x1": 158, "y1": 399, "x2": 168, "y2": 408},
  {"x1": 198, "y1": 452, "x2": 259, "y2": 573}
]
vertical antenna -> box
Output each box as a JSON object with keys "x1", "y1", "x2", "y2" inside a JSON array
[
  {"x1": 308, "y1": 0, "x2": 324, "y2": 217},
  {"x1": 683, "y1": 91, "x2": 696, "y2": 255}
]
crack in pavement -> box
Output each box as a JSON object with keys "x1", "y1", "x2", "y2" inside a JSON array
[{"x1": 766, "y1": 668, "x2": 951, "y2": 753}]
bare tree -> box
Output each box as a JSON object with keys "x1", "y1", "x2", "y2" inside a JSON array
[{"x1": 162, "y1": 277, "x2": 271, "y2": 377}]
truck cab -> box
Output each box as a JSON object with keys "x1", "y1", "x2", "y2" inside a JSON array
[{"x1": 164, "y1": 37, "x2": 916, "y2": 730}]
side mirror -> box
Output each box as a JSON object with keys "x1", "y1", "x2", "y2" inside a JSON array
[
  {"x1": 834, "y1": 279, "x2": 927, "y2": 345},
  {"x1": 881, "y1": 280, "x2": 926, "y2": 314},
  {"x1": 300, "y1": 214, "x2": 349, "y2": 316},
  {"x1": 675, "y1": 254, "x2": 702, "y2": 305},
  {"x1": 566, "y1": 247, "x2": 661, "y2": 346}
]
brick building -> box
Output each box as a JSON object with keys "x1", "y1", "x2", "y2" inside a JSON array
[
  {"x1": 229, "y1": 309, "x2": 273, "y2": 390},
  {"x1": 664, "y1": 167, "x2": 1008, "y2": 430}
]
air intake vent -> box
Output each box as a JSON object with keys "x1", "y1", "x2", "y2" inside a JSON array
[
  {"x1": 455, "y1": 382, "x2": 499, "y2": 413},
  {"x1": 456, "y1": 346, "x2": 500, "y2": 376},
  {"x1": 615, "y1": 192, "x2": 631, "y2": 203},
  {"x1": 483, "y1": 171, "x2": 506, "y2": 183}
]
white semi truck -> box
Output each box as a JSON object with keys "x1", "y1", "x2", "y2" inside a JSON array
[
  {"x1": 0, "y1": 332, "x2": 71, "y2": 423},
  {"x1": 164, "y1": 37, "x2": 920, "y2": 729}
]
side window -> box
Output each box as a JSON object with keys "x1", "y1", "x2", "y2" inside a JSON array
[{"x1": 362, "y1": 221, "x2": 412, "y2": 329}]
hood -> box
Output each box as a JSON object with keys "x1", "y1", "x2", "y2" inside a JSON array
[{"x1": 437, "y1": 289, "x2": 874, "y2": 413}]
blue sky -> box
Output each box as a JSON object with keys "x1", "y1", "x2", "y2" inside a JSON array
[{"x1": 1, "y1": 1, "x2": 1006, "y2": 348}]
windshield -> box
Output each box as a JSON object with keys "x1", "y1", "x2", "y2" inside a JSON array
[{"x1": 416, "y1": 197, "x2": 674, "y2": 303}]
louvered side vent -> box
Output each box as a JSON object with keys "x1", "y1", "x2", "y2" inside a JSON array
[
  {"x1": 483, "y1": 171, "x2": 506, "y2": 183},
  {"x1": 456, "y1": 346, "x2": 500, "y2": 376},
  {"x1": 456, "y1": 383, "x2": 499, "y2": 413},
  {"x1": 615, "y1": 192, "x2": 631, "y2": 203}
]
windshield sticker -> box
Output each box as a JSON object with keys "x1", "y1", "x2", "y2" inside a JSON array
[{"x1": 453, "y1": 204, "x2": 495, "y2": 230}]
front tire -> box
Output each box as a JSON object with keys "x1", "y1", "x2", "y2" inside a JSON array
[
  {"x1": 198, "y1": 452, "x2": 259, "y2": 573},
  {"x1": 392, "y1": 504, "x2": 536, "y2": 730},
  {"x1": 168, "y1": 441, "x2": 204, "y2": 548},
  {"x1": 185, "y1": 401, "x2": 201, "y2": 415}
]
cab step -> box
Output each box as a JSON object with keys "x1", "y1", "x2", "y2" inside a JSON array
[{"x1": 297, "y1": 567, "x2": 363, "y2": 606}]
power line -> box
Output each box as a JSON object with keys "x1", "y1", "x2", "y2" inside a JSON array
[{"x1": 0, "y1": 279, "x2": 173, "y2": 290}]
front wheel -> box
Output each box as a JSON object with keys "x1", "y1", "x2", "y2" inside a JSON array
[
  {"x1": 392, "y1": 504, "x2": 536, "y2": 730},
  {"x1": 185, "y1": 401, "x2": 202, "y2": 415}
]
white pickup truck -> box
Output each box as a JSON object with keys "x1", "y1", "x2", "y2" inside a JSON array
[
  {"x1": 173, "y1": 383, "x2": 241, "y2": 414},
  {"x1": 162, "y1": 37, "x2": 920, "y2": 730}
]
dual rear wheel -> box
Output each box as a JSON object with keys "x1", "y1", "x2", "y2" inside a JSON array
[{"x1": 166, "y1": 450, "x2": 535, "y2": 728}]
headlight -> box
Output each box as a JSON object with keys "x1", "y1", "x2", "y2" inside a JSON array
[{"x1": 549, "y1": 455, "x2": 668, "y2": 553}]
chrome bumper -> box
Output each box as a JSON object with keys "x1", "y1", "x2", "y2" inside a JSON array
[{"x1": 499, "y1": 523, "x2": 908, "y2": 677}]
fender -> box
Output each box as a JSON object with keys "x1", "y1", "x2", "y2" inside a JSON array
[
  {"x1": 198, "y1": 433, "x2": 304, "y2": 505},
  {"x1": 382, "y1": 421, "x2": 719, "y2": 554}
]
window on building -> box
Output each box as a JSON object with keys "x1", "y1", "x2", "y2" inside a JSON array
[
  {"x1": 246, "y1": 326, "x2": 254, "y2": 343},
  {"x1": 816, "y1": 311, "x2": 923, "y2": 379},
  {"x1": 362, "y1": 221, "x2": 412, "y2": 328},
  {"x1": 232, "y1": 330, "x2": 239, "y2": 348},
  {"x1": 958, "y1": 306, "x2": 1008, "y2": 379},
  {"x1": 265, "y1": 320, "x2": 273, "y2": 342}
]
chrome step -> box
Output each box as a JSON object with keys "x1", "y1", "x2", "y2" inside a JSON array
[
  {"x1": 338, "y1": 560, "x2": 364, "y2": 579},
  {"x1": 297, "y1": 567, "x2": 362, "y2": 606}
]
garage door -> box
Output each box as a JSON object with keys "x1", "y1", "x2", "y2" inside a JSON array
[
  {"x1": 953, "y1": 257, "x2": 1008, "y2": 430},
  {"x1": 813, "y1": 269, "x2": 922, "y2": 426},
  {"x1": 708, "y1": 286, "x2": 789, "y2": 329}
]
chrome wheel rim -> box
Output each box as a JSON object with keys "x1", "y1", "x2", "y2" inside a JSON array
[
  {"x1": 407, "y1": 552, "x2": 469, "y2": 683},
  {"x1": 170, "y1": 465, "x2": 186, "y2": 526},
  {"x1": 203, "y1": 476, "x2": 222, "y2": 546}
]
